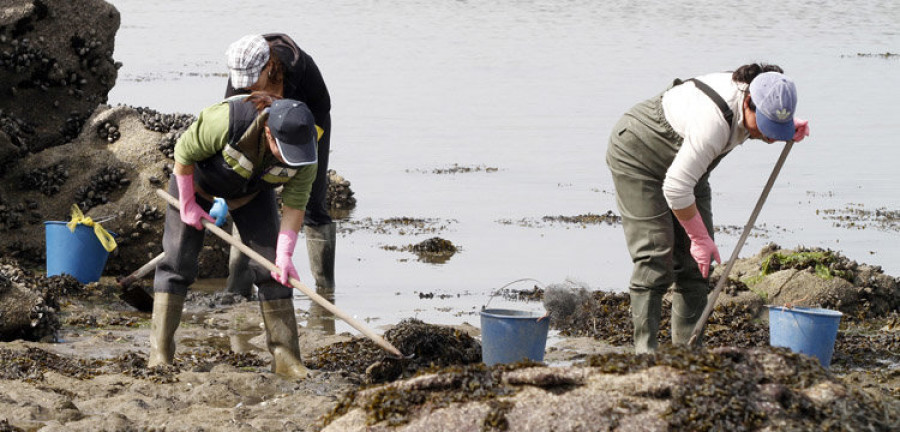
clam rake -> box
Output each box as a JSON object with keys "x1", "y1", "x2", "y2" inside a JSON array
[
  {"x1": 688, "y1": 140, "x2": 794, "y2": 347},
  {"x1": 155, "y1": 188, "x2": 407, "y2": 359}
]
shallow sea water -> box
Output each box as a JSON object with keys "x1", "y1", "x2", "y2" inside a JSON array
[{"x1": 106, "y1": 0, "x2": 900, "y2": 334}]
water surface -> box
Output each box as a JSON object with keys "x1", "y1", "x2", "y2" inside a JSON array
[{"x1": 106, "y1": 0, "x2": 900, "y2": 333}]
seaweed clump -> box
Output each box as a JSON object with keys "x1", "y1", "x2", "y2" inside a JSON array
[
  {"x1": 586, "y1": 345, "x2": 900, "y2": 431},
  {"x1": 761, "y1": 249, "x2": 854, "y2": 281},
  {"x1": 319, "y1": 362, "x2": 524, "y2": 430},
  {"x1": 0, "y1": 345, "x2": 267, "y2": 386},
  {"x1": 0, "y1": 346, "x2": 103, "y2": 382},
  {"x1": 307, "y1": 318, "x2": 481, "y2": 383},
  {"x1": 382, "y1": 237, "x2": 459, "y2": 263},
  {"x1": 549, "y1": 288, "x2": 772, "y2": 349}
]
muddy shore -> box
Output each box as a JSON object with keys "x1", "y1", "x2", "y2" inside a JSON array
[{"x1": 0, "y1": 243, "x2": 897, "y2": 431}]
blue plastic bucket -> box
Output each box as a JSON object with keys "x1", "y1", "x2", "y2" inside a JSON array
[
  {"x1": 45, "y1": 221, "x2": 111, "y2": 283},
  {"x1": 768, "y1": 306, "x2": 843, "y2": 368},
  {"x1": 480, "y1": 308, "x2": 549, "y2": 366}
]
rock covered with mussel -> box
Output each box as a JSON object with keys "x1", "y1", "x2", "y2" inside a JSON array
[
  {"x1": 0, "y1": 0, "x2": 120, "y2": 165},
  {"x1": 0, "y1": 97, "x2": 233, "y2": 278},
  {"x1": 0, "y1": 256, "x2": 84, "y2": 342},
  {"x1": 327, "y1": 169, "x2": 356, "y2": 212}
]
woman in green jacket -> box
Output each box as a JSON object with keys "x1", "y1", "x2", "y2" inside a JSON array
[{"x1": 149, "y1": 92, "x2": 321, "y2": 379}]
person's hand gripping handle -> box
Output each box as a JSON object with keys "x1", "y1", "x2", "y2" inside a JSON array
[
  {"x1": 680, "y1": 212, "x2": 721, "y2": 278},
  {"x1": 209, "y1": 198, "x2": 228, "y2": 227},
  {"x1": 271, "y1": 230, "x2": 301, "y2": 286},
  {"x1": 793, "y1": 118, "x2": 810, "y2": 142},
  {"x1": 175, "y1": 173, "x2": 215, "y2": 230}
]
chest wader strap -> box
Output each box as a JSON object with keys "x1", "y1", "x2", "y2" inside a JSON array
[{"x1": 685, "y1": 78, "x2": 734, "y2": 128}]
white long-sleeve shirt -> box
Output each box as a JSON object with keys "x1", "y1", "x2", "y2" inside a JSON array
[{"x1": 660, "y1": 72, "x2": 751, "y2": 210}]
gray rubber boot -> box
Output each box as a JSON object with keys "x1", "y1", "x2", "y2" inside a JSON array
[
  {"x1": 260, "y1": 298, "x2": 311, "y2": 379},
  {"x1": 304, "y1": 223, "x2": 336, "y2": 292},
  {"x1": 148, "y1": 293, "x2": 185, "y2": 367},
  {"x1": 630, "y1": 289, "x2": 663, "y2": 354},
  {"x1": 307, "y1": 302, "x2": 336, "y2": 335},
  {"x1": 305, "y1": 223, "x2": 336, "y2": 334},
  {"x1": 671, "y1": 289, "x2": 708, "y2": 346},
  {"x1": 225, "y1": 225, "x2": 254, "y2": 299}
]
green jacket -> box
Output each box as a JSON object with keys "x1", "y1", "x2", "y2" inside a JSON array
[{"x1": 174, "y1": 98, "x2": 317, "y2": 210}]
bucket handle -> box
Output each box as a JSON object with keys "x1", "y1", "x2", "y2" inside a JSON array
[{"x1": 483, "y1": 278, "x2": 549, "y2": 322}]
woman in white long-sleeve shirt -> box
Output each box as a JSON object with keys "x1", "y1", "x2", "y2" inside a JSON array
[{"x1": 605, "y1": 63, "x2": 810, "y2": 353}]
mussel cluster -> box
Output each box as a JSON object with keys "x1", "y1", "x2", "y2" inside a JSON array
[
  {"x1": 19, "y1": 162, "x2": 68, "y2": 195},
  {"x1": 0, "y1": 258, "x2": 63, "y2": 342},
  {"x1": 60, "y1": 111, "x2": 88, "y2": 143},
  {"x1": 70, "y1": 31, "x2": 108, "y2": 72},
  {"x1": 96, "y1": 121, "x2": 120, "y2": 143},
  {"x1": 326, "y1": 169, "x2": 356, "y2": 211},
  {"x1": 126, "y1": 106, "x2": 194, "y2": 158},
  {"x1": 0, "y1": 109, "x2": 33, "y2": 152},
  {"x1": 133, "y1": 106, "x2": 195, "y2": 133},
  {"x1": 0, "y1": 32, "x2": 99, "y2": 98},
  {"x1": 74, "y1": 165, "x2": 130, "y2": 211},
  {"x1": 0, "y1": 195, "x2": 40, "y2": 232},
  {"x1": 131, "y1": 204, "x2": 163, "y2": 234}
]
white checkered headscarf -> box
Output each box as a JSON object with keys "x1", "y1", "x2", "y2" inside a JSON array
[{"x1": 226, "y1": 35, "x2": 270, "y2": 89}]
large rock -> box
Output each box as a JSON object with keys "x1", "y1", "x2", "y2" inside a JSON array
[
  {"x1": 0, "y1": 103, "x2": 230, "y2": 280},
  {"x1": 712, "y1": 245, "x2": 900, "y2": 319},
  {"x1": 322, "y1": 347, "x2": 900, "y2": 431},
  {"x1": 0, "y1": 0, "x2": 119, "y2": 169}
]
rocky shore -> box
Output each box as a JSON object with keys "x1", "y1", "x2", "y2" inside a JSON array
[
  {"x1": 0, "y1": 245, "x2": 898, "y2": 431},
  {"x1": 1, "y1": 1, "x2": 898, "y2": 431}
]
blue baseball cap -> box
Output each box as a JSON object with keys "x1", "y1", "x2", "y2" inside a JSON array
[
  {"x1": 749, "y1": 72, "x2": 797, "y2": 141},
  {"x1": 267, "y1": 99, "x2": 318, "y2": 167}
]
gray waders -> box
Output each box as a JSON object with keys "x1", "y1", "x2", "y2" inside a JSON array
[
  {"x1": 605, "y1": 80, "x2": 730, "y2": 353},
  {"x1": 151, "y1": 183, "x2": 310, "y2": 379}
]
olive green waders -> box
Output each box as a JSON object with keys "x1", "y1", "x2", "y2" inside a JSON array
[
  {"x1": 148, "y1": 292, "x2": 185, "y2": 367},
  {"x1": 260, "y1": 298, "x2": 311, "y2": 379},
  {"x1": 605, "y1": 85, "x2": 715, "y2": 353}
]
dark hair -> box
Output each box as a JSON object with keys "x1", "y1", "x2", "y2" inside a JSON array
[
  {"x1": 245, "y1": 91, "x2": 281, "y2": 112},
  {"x1": 263, "y1": 42, "x2": 285, "y2": 86},
  {"x1": 732, "y1": 63, "x2": 784, "y2": 85}
]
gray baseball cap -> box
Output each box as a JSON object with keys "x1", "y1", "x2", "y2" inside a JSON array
[
  {"x1": 749, "y1": 72, "x2": 797, "y2": 141},
  {"x1": 267, "y1": 99, "x2": 318, "y2": 167}
]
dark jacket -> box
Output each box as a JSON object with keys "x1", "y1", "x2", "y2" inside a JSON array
[{"x1": 225, "y1": 33, "x2": 331, "y2": 125}]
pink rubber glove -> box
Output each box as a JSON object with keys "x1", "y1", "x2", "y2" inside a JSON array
[
  {"x1": 793, "y1": 117, "x2": 810, "y2": 142},
  {"x1": 679, "y1": 212, "x2": 721, "y2": 278},
  {"x1": 271, "y1": 230, "x2": 300, "y2": 286},
  {"x1": 175, "y1": 173, "x2": 215, "y2": 230}
]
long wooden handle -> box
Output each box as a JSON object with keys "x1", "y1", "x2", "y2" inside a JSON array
[
  {"x1": 688, "y1": 141, "x2": 794, "y2": 347},
  {"x1": 156, "y1": 189, "x2": 405, "y2": 358},
  {"x1": 118, "y1": 252, "x2": 165, "y2": 288}
]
